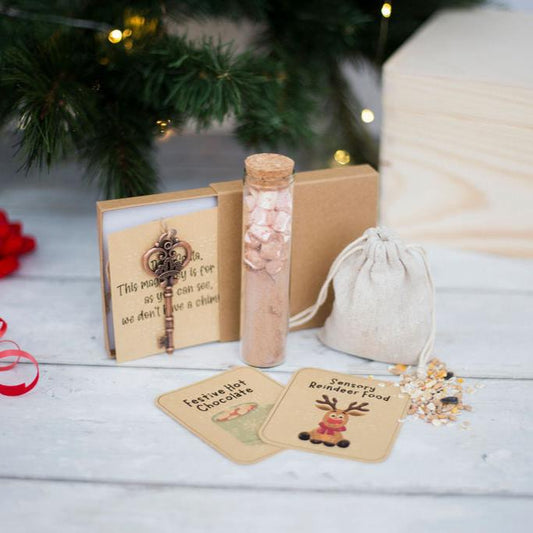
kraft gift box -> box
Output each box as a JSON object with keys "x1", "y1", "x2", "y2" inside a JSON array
[{"x1": 97, "y1": 164, "x2": 378, "y2": 361}]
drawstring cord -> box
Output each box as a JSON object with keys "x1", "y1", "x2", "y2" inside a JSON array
[
  {"x1": 406, "y1": 244, "x2": 436, "y2": 377},
  {"x1": 288, "y1": 233, "x2": 368, "y2": 328}
]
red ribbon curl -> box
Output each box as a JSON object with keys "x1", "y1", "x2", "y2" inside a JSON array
[
  {"x1": 0, "y1": 210, "x2": 36, "y2": 278},
  {"x1": 0, "y1": 318, "x2": 39, "y2": 396}
]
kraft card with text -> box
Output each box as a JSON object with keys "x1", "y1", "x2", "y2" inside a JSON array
[
  {"x1": 156, "y1": 367, "x2": 283, "y2": 464},
  {"x1": 260, "y1": 368, "x2": 409, "y2": 462},
  {"x1": 107, "y1": 208, "x2": 219, "y2": 362}
]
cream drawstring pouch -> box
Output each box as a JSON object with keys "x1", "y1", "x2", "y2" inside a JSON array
[{"x1": 289, "y1": 227, "x2": 435, "y2": 376}]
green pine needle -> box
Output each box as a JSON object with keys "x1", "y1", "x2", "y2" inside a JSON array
[{"x1": 0, "y1": 0, "x2": 485, "y2": 198}]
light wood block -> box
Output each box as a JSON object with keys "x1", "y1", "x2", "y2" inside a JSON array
[{"x1": 381, "y1": 9, "x2": 533, "y2": 257}]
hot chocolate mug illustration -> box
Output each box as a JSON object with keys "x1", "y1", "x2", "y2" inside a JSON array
[
  {"x1": 298, "y1": 394, "x2": 370, "y2": 448},
  {"x1": 212, "y1": 402, "x2": 273, "y2": 445}
]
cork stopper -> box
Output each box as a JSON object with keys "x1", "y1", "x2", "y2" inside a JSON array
[{"x1": 245, "y1": 153, "x2": 294, "y2": 182}]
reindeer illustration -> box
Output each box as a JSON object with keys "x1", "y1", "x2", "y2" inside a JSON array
[{"x1": 298, "y1": 394, "x2": 370, "y2": 448}]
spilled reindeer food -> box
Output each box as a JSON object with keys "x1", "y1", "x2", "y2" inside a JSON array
[{"x1": 389, "y1": 358, "x2": 474, "y2": 427}]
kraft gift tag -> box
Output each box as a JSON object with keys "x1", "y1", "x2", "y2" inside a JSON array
[
  {"x1": 156, "y1": 367, "x2": 283, "y2": 464},
  {"x1": 107, "y1": 208, "x2": 219, "y2": 362},
  {"x1": 260, "y1": 368, "x2": 409, "y2": 462}
]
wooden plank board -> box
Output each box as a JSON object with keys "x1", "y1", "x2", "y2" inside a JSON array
[
  {"x1": 2, "y1": 479, "x2": 532, "y2": 533},
  {"x1": 381, "y1": 10, "x2": 533, "y2": 257},
  {"x1": 425, "y1": 245, "x2": 533, "y2": 293},
  {"x1": 0, "y1": 365, "x2": 531, "y2": 496},
  {"x1": 380, "y1": 109, "x2": 533, "y2": 257},
  {"x1": 9, "y1": 209, "x2": 533, "y2": 291},
  {"x1": 1, "y1": 277, "x2": 531, "y2": 378},
  {"x1": 385, "y1": 10, "x2": 533, "y2": 88},
  {"x1": 9, "y1": 213, "x2": 99, "y2": 279}
]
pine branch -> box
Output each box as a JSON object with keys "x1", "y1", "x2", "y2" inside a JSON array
[
  {"x1": 0, "y1": 0, "x2": 486, "y2": 198},
  {"x1": 1, "y1": 31, "x2": 100, "y2": 170},
  {"x1": 124, "y1": 35, "x2": 275, "y2": 128},
  {"x1": 82, "y1": 117, "x2": 158, "y2": 199},
  {"x1": 234, "y1": 58, "x2": 315, "y2": 149}
]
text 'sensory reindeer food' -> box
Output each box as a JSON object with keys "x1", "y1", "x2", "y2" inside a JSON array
[{"x1": 260, "y1": 368, "x2": 409, "y2": 462}]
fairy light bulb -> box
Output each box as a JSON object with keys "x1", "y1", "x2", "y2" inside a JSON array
[
  {"x1": 127, "y1": 15, "x2": 146, "y2": 28},
  {"x1": 108, "y1": 29, "x2": 123, "y2": 44},
  {"x1": 156, "y1": 119, "x2": 171, "y2": 134},
  {"x1": 334, "y1": 150, "x2": 351, "y2": 165},
  {"x1": 361, "y1": 108, "x2": 375, "y2": 123},
  {"x1": 381, "y1": 3, "x2": 392, "y2": 18}
]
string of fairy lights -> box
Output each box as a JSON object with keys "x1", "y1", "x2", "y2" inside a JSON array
[
  {"x1": 103, "y1": 4, "x2": 393, "y2": 156},
  {"x1": 3, "y1": 2, "x2": 393, "y2": 163},
  {"x1": 333, "y1": 2, "x2": 391, "y2": 166}
]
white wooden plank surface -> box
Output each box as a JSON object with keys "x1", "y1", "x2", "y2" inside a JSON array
[
  {"x1": 7, "y1": 211, "x2": 533, "y2": 291},
  {"x1": 3, "y1": 479, "x2": 531, "y2": 533},
  {"x1": 1, "y1": 365, "x2": 530, "y2": 496},
  {"x1": 1, "y1": 277, "x2": 531, "y2": 378},
  {"x1": 1, "y1": 134, "x2": 532, "y2": 532}
]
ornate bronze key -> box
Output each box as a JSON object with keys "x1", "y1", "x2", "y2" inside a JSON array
[{"x1": 142, "y1": 229, "x2": 192, "y2": 354}]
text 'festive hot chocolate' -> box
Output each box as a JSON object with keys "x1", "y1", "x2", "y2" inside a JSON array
[{"x1": 241, "y1": 153, "x2": 295, "y2": 367}]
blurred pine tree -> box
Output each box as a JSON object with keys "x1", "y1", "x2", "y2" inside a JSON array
[{"x1": 0, "y1": 1, "x2": 483, "y2": 198}]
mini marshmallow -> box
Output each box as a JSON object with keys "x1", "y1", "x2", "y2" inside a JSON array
[
  {"x1": 259, "y1": 240, "x2": 282, "y2": 261},
  {"x1": 267, "y1": 231, "x2": 290, "y2": 248},
  {"x1": 244, "y1": 194, "x2": 256, "y2": 211},
  {"x1": 250, "y1": 207, "x2": 271, "y2": 226},
  {"x1": 266, "y1": 259, "x2": 284, "y2": 276},
  {"x1": 276, "y1": 188, "x2": 292, "y2": 212},
  {"x1": 257, "y1": 190, "x2": 278, "y2": 210},
  {"x1": 249, "y1": 223, "x2": 273, "y2": 243},
  {"x1": 273, "y1": 211, "x2": 291, "y2": 233},
  {"x1": 268, "y1": 231, "x2": 284, "y2": 244},
  {"x1": 244, "y1": 249, "x2": 266, "y2": 270},
  {"x1": 244, "y1": 231, "x2": 261, "y2": 249}
]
